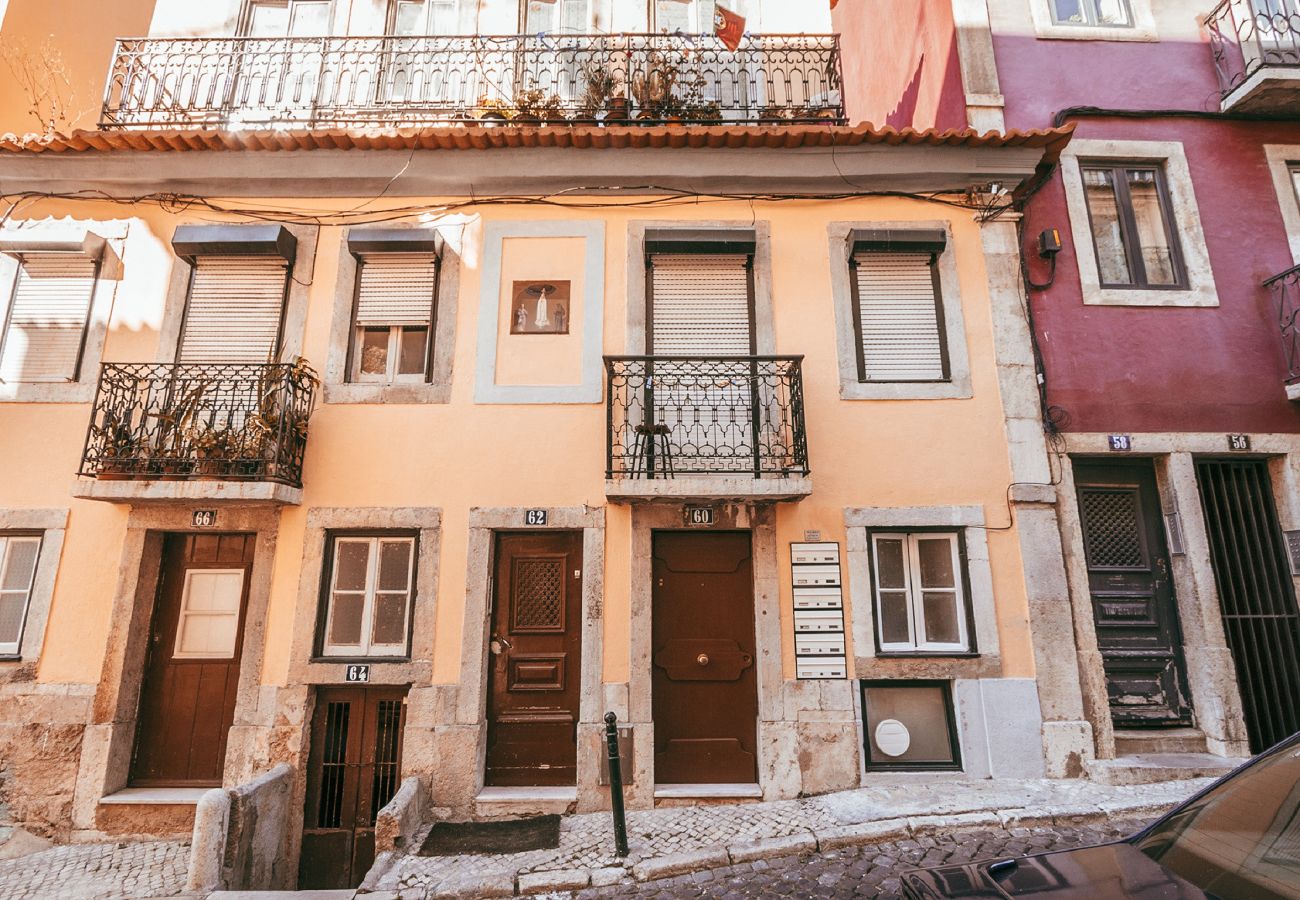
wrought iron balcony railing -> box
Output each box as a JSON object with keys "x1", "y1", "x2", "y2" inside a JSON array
[
  {"x1": 1263, "y1": 265, "x2": 1300, "y2": 387},
  {"x1": 79, "y1": 362, "x2": 318, "y2": 487},
  {"x1": 99, "y1": 33, "x2": 844, "y2": 129},
  {"x1": 605, "y1": 355, "x2": 808, "y2": 479},
  {"x1": 1207, "y1": 0, "x2": 1300, "y2": 99}
]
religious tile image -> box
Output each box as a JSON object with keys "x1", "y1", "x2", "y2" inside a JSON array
[{"x1": 510, "y1": 280, "x2": 571, "y2": 335}]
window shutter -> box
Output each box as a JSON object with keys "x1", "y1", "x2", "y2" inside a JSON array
[
  {"x1": 354, "y1": 254, "x2": 438, "y2": 326},
  {"x1": 178, "y1": 256, "x2": 289, "y2": 364},
  {"x1": 0, "y1": 254, "x2": 98, "y2": 383},
  {"x1": 852, "y1": 251, "x2": 946, "y2": 381},
  {"x1": 649, "y1": 253, "x2": 752, "y2": 355}
]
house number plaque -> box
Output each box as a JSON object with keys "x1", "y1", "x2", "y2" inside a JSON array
[
  {"x1": 345, "y1": 664, "x2": 371, "y2": 683},
  {"x1": 1107, "y1": 435, "x2": 1132, "y2": 452},
  {"x1": 1227, "y1": 434, "x2": 1252, "y2": 451},
  {"x1": 525, "y1": 509, "x2": 548, "y2": 526},
  {"x1": 685, "y1": 506, "x2": 715, "y2": 526},
  {"x1": 192, "y1": 510, "x2": 218, "y2": 528}
]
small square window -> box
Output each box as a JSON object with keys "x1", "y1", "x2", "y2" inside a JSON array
[
  {"x1": 319, "y1": 534, "x2": 416, "y2": 658},
  {"x1": 1080, "y1": 162, "x2": 1186, "y2": 289},
  {"x1": 0, "y1": 534, "x2": 41, "y2": 656},
  {"x1": 869, "y1": 531, "x2": 971, "y2": 653},
  {"x1": 861, "y1": 680, "x2": 961, "y2": 770},
  {"x1": 349, "y1": 254, "x2": 438, "y2": 384},
  {"x1": 1049, "y1": 0, "x2": 1133, "y2": 27}
]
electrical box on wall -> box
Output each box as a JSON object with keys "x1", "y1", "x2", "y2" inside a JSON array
[{"x1": 791, "y1": 542, "x2": 847, "y2": 680}]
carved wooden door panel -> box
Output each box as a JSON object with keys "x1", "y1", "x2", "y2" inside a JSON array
[
  {"x1": 652, "y1": 531, "x2": 758, "y2": 784},
  {"x1": 485, "y1": 532, "x2": 584, "y2": 786}
]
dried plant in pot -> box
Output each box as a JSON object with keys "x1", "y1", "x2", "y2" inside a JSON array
[
  {"x1": 96, "y1": 418, "x2": 146, "y2": 480},
  {"x1": 245, "y1": 357, "x2": 319, "y2": 481},
  {"x1": 513, "y1": 87, "x2": 566, "y2": 125},
  {"x1": 188, "y1": 426, "x2": 246, "y2": 480},
  {"x1": 578, "y1": 59, "x2": 617, "y2": 123},
  {"x1": 474, "y1": 95, "x2": 512, "y2": 125}
]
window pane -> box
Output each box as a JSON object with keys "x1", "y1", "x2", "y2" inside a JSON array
[
  {"x1": 656, "y1": 0, "x2": 693, "y2": 31},
  {"x1": 177, "y1": 613, "x2": 238, "y2": 657},
  {"x1": 874, "y1": 539, "x2": 907, "y2": 590},
  {"x1": 329, "y1": 592, "x2": 365, "y2": 645},
  {"x1": 879, "y1": 592, "x2": 911, "y2": 645},
  {"x1": 334, "y1": 541, "x2": 371, "y2": 591},
  {"x1": 916, "y1": 538, "x2": 955, "y2": 589},
  {"x1": 561, "y1": 0, "x2": 588, "y2": 31},
  {"x1": 289, "y1": 1, "x2": 332, "y2": 35},
  {"x1": 0, "y1": 539, "x2": 38, "y2": 591},
  {"x1": 1096, "y1": 0, "x2": 1133, "y2": 25},
  {"x1": 1126, "y1": 169, "x2": 1180, "y2": 285},
  {"x1": 428, "y1": 0, "x2": 458, "y2": 33},
  {"x1": 398, "y1": 326, "x2": 428, "y2": 375},
  {"x1": 1051, "y1": 0, "x2": 1087, "y2": 23},
  {"x1": 371, "y1": 592, "x2": 408, "y2": 646},
  {"x1": 922, "y1": 591, "x2": 962, "y2": 645},
  {"x1": 359, "y1": 328, "x2": 390, "y2": 376},
  {"x1": 248, "y1": 3, "x2": 290, "y2": 36},
  {"x1": 1082, "y1": 167, "x2": 1133, "y2": 285},
  {"x1": 0, "y1": 592, "x2": 26, "y2": 645},
  {"x1": 393, "y1": 0, "x2": 425, "y2": 33},
  {"x1": 377, "y1": 540, "x2": 412, "y2": 591}
]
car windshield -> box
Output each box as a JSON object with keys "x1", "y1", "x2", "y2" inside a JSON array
[{"x1": 1135, "y1": 740, "x2": 1300, "y2": 899}]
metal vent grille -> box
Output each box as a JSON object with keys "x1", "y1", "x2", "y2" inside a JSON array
[
  {"x1": 512, "y1": 557, "x2": 564, "y2": 632},
  {"x1": 1080, "y1": 489, "x2": 1145, "y2": 569},
  {"x1": 316, "y1": 700, "x2": 351, "y2": 829}
]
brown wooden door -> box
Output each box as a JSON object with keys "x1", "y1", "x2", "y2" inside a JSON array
[
  {"x1": 1075, "y1": 461, "x2": 1192, "y2": 727},
  {"x1": 299, "y1": 686, "x2": 406, "y2": 890},
  {"x1": 485, "y1": 532, "x2": 584, "y2": 786},
  {"x1": 652, "y1": 531, "x2": 758, "y2": 784},
  {"x1": 130, "y1": 533, "x2": 254, "y2": 786}
]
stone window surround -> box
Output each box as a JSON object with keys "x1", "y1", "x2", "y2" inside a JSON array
[
  {"x1": 0, "y1": 220, "x2": 127, "y2": 404},
  {"x1": 1027, "y1": 0, "x2": 1158, "y2": 42},
  {"x1": 624, "y1": 220, "x2": 776, "y2": 354},
  {"x1": 287, "y1": 507, "x2": 442, "y2": 685},
  {"x1": 454, "y1": 507, "x2": 606, "y2": 804},
  {"x1": 1060, "y1": 139, "x2": 1217, "y2": 308},
  {"x1": 322, "y1": 226, "x2": 461, "y2": 404},
  {"x1": 828, "y1": 221, "x2": 974, "y2": 400},
  {"x1": 156, "y1": 222, "x2": 319, "y2": 363},
  {"x1": 1264, "y1": 144, "x2": 1300, "y2": 266},
  {"x1": 844, "y1": 506, "x2": 1001, "y2": 681},
  {"x1": 0, "y1": 508, "x2": 68, "y2": 662},
  {"x1": 71, "y1": 506, "x2": 281, "y2": 833},
  {"x1": 474, "y1": 220, "x2": 606, "y2": 404}
]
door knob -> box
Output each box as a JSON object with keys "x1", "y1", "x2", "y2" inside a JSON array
[{"x1": 697, "y1": 653, "x2": 710, "y2": 666}]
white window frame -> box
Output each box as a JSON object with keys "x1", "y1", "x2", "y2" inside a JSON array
[
  {"x1": 1028, "y1": 0, "x2": 1157, "y2": 41},
  {"x1": 0, "y1": 534, "x2": 42, "y2": 657},
  {"x1": 1265, "y1": 145, "x2": 1300, "y2": 266},
  {"x1": 1061, "y1": 139, "x2": 1216, "y2": 307},
  {"x1": 321, "y1": 535, "x2": 416, "y2": 659},
  {"x1": 352, "y1": 324, "x2": 430, "y2": 383},
  {"x1": 389, "y1": 0, "x2": 465, "y2": 35},
  {"x1": 172, "y1": 568, "x2": 246, "y2": 660},
  {"x1": 870, "y1": 531, "x2": 970, "y2": 653}
]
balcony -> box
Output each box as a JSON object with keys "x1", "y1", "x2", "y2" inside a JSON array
[
  {"x1": 1263, "y1": 266, "x2": 1300, "y2": 401},
  {"x1": 604, "y1": 355, "x2": 811, "y2": 502},
  {"x1": 1207, "y1": 0, "x2": 1300, "y2": 113},
  {"x1": 74, "y1": 362, "x2": 317, "y2": 505},
  {"x1": 99, "y1": 33, "x2": 843, "y2": 130}
]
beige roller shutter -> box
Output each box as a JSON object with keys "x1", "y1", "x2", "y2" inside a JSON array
[
  {"x1": 649, "y1": 254, "x2": 753, "y2": 355},
  {"x1": 178, "y1": 256, "x2": 289, "y2": 364},
  {"x1": 852, "y1": 251, "x2": 946, "y2": 381},
  {"x1": 354, "y1": 254, "x2": 438, "y2": 326},
  {"x1": 0, "y1": 254, "x2": 98, "y2": 383}
]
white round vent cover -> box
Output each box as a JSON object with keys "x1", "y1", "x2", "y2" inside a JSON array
[{"x1": 874, "y1": 718, "x2": 912, "y2": 757}]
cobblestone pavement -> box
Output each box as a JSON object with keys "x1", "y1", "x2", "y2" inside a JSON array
[
  {"x1": 578, "y1": 819, "x2": 1151, "y2": 898},
  {"x1": 0, "y1": 839, "x2": 189, "y2": 900}
]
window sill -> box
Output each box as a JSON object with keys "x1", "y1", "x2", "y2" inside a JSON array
[
  {"x1": 310, "y1": 655, "x2": 412, "y2": 665},
  {"x1": 839, "y1": 377, "x2": 972, "y2": 401},
  {"x1": 875, "y1": 651, "x2": 979, "y2": 659},
  {"x1": 1033, "y1": 23, "x2": 1157, "y2": 42},
  {"x1": 0, "y1": 382, "x2": 96, "y2": 404},
  {"x1": 323, "y1": 381, "x2": 451, "y2": 405},
  {"x1": 1081, "y1": 284, "x2": 1218, "y2": 307},
  {"x1": 0, "y1": 654, "x2": 21, "y2": 663}
]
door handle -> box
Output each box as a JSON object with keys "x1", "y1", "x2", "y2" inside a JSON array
[
  {"x1": 697, "y1": 653, "x2": 710, "y2": 666},
  {"x1": 490, "y1": 636, "x2": 512, "y2": 656}
]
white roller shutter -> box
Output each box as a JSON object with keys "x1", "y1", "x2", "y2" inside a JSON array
[
  {"x1": 178, "y1": 256, "x2": 289, "y2": 364},
  {"x1": 853, "y1": 251, "x2": 946, "y2": 381},
  {"x1": 354, "y1": 253, "x2": 438, "y2": 326},
  {"x1": 649, "y1": 254, "x2": 753, "y2": 355},
  {"x1": 0, "y1": 254, "x2": 98, "y2": 383}
]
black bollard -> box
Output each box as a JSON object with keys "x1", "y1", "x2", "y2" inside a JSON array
[{"x1": 604, "y1": 711, "x2": 630, "y2": 857}]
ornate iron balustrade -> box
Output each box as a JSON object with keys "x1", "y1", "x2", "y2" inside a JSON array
[
  {"x1": 1207, "y1": 0, "x2": 1300, "y2": 98},
  {"x1": 99, "y1": 33, "x2": 844, "y2": 129},
  {"x1": 79, "y1": 362, "x2": 317, "y2": 486},
  {"x1": 1263, "y1": 265, "x2": 1300, "y2": 386},
  {"x1": 605, "y1": 355, "x2": 808, "y2": 479}
]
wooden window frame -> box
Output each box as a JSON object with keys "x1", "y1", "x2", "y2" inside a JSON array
[
  {"x1": 1048, "y1": 0, "x2": 1134, "y2": 27},
  {"x1": 866, "y1": 528, "x2": 977, "y2": 657},
  {"x1": 860, "y1": 679, "x2": 963, "y2": 772},
  {"x1": 848, "y1": 249, "x2": 951, "y2": 384},
  {"x1": 314, "y1": 530, "x2": 419, "y2": 662},
  {"x1": 345, "y1": 254, "x2": 440, "y2": 385},
  {"x1": 0, "y1": 253, "x2": 101, "y2": 384},
  {"x1": 1079, "y1": 160, "x2": 1188, "y2": 290},
  {"x1": 0, "y1": 532, "x2": 42, "y2": 658}
]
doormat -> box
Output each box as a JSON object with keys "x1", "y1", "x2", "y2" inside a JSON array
[{"x1": 418, "y1": 814, "x2": 561, "y2": 856}]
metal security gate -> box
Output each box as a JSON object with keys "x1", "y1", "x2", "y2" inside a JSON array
[{"x1": 1196, "y1": 459, "x2": 1300, "y2": 753}]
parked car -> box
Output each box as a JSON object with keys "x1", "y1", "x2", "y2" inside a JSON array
[{"x1": 901, "y1": 733, "x2": 1300, "y2": 899}]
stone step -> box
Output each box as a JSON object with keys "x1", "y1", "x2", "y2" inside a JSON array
[
  {"x1": 1112, "y1": 728, "x2": 1209, "y2": 756},
  {"x1": 1086, "y1": 752, "x2": 1239, "y2": 787},
  {"x1": 473, "y1": 786, "x2": 578, "y2": 819}
]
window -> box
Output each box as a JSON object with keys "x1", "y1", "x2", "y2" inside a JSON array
[
  {"x1": 870, "y1": 532, "x2": 970, "y2": 653},
  {"x1": 349, "y1": 254, "x2": 439, "y2": 383},
  {"x1": 653, "y1": 0, "x2": 754, "y2": 33},
  {"x1": 0, "y1": 254, "x2": 100, "y2": 384},
  {"x1": 173, "y1": 569, "x2": 245, "y2": 659},
  {"x1": 850, "y1": 242, "x2": 949, "y2": 383},
  {"x1": 244, "y1": 0, "x2": 333, "y2": 36},
  {"x1": 0, "y1": 535, "x2": 42, "y2": 657},
  {"x1": 1049, "y1": 0, "x2": 1133, "y2": 27},
  {"x1": 321, "y1": 535, "x2": 416, "y2": 658},
  {"x1": 524, "y1": 0, "x2": 591, "y2": 32},
  {"x1": 861, "y1": 681, "x2": 962, "y2": 770},
  {"x1": 390, "y1": 0, "x2": 462, "y2": 35},
  {"x1": 1080, "y1": 162, "x2": 1185, "y2": 289},
  {"x1": 177, "y1": 256, "x2": 291, "y2": 363}
]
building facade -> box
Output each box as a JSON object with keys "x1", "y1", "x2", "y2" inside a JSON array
[
  {"x1": 838, "y1": 0, "x2": 1300, "y2": 775},
  {"x1": 0, "y1": 0, "x2": 1078, "y2": 890}
]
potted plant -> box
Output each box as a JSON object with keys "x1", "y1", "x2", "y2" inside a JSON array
[
  {"x1": 677, "y1": 73, "x2": 721, "y2": 124},
  {"x1": 96, "y1": 417, "x2": 145, "y2": 480},
  {"x1": 513, "y1": 87, "x2": 566, "y2": 125},
  {"x1": 473, "y1": 95, "x2": 512, "y2": 125},
  {"x1": 188, "y1": 426, "x2": 245, "y2": 480},
  {"x1": 605, "y1": 94, "x2": 630, "y2": 123},
  {"x1": 245, "y1": 357, "x2": 319, "y2": 481},
  {"x1": 758, "y1": 103, "x2": 788, "y2": 125},
  {"x1": 578, "y1": 59, "x2": 617, "y2": 123},
  {"x1": 146, "y1": 382, "x2": 206, "y2": 480}
]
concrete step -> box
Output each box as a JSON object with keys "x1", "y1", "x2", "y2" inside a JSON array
[
  {"x1": 1086, "y1": 752, "x2": 1238, "y2": 787},
  {"x1": 1112, "y1": 728, "x2": 1208, "y2": 756},
  {"x1": 473, "y1": 786, "x2": 577, "y2": 819}
]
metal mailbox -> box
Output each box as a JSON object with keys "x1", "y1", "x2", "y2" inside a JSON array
[
  {"x1": 794, "y1": 610, "x2": 844, "y2": 633},
  {"x1": 791, "y1": 564, "x2": 840, "y2": 587},
  {"x1": 793, "y1": 586, "x2": 843, "y2": 610},
  {"x1": 791, "y1": 542, "x2": 841, "y2": 565}
]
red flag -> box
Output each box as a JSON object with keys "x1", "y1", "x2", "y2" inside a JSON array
[
  {"x1": 830, "y1": 0, "x2": 839, "y2": 8},
  {"x1": 713, "y1": 4, "x2": 745, "y2": 52}
]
